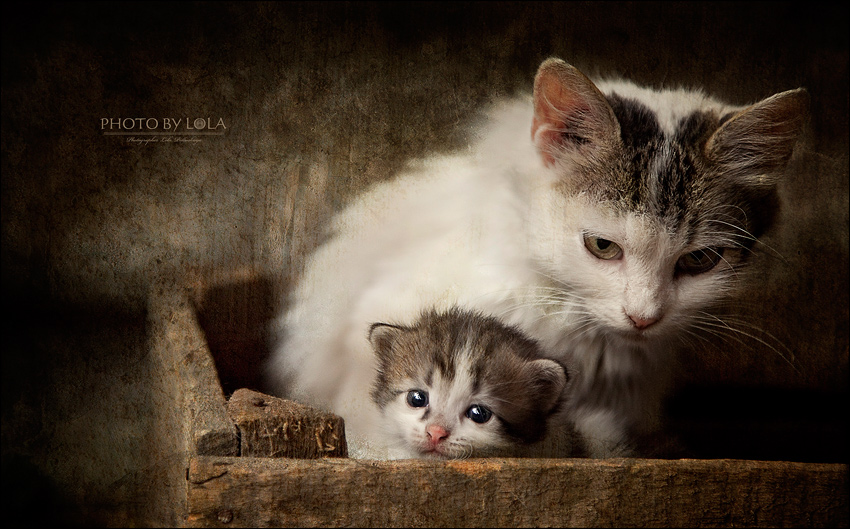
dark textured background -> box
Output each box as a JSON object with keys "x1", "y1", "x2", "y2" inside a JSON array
[{"x1": 2, "y1": 2, "x2": 847, "y2": 526}]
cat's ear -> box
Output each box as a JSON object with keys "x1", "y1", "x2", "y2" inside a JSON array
[
  {"x1": 532, "y1": 58, "x2": 620, "y2": 167},
  {"x1": 526, "y1": 358, "x2": 568, "y2": 414},
  {"x1": 706, "y1": 88, "x2": 809, "y2": 185},
  {"x1": 368, "y1": 323, "x2": 405, "y2": 363}
]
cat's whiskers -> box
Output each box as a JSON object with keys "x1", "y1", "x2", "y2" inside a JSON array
[
  {"x1": 465, "y1": 264, "x2": 595, "y2": 327},
  {"x1": 477, "y1": 281, "x2": 586, "y2": 303},
  {"x1": 522, "y1": 307, "x2": 594, "y2": 331},
  {"x1": 671, "y1": 314, "x2": 726, "y2": 352},
  {"x1": 528, "y1": 266, "x2": 574, "y2": 288},
  {"x1": 688, "y1": 310, "x2": 798, "y2": 370},
  {"x1": 705, "y1": 213, "x2": 787, "y2": 264},
  {"x1": 699, "y1": 226, "x2": 757, "y2": 255},
  {"x1": 707, "y1": 246, "x2": 740, "y2": 280},
  {"x1": 567, "y1": 317, "x2": 602, "y2": 342},
  {"x1": 686, "y1": 318, "x2": 764, "y2": 358},
  {"x1": 674, "y1": 326, "x2": 707, "y2": 351},
  {"x1": 464, "y1": 283, "x2": 584, "y2": 313},
  {"x1": 490, "y1": 293, "x2": 592, "y2": 327},
  {"x1": 453, "y1": 442, "x2": 474, "y2": 460},
  {"x1": 709, "y1": 313, "x2": 796, "y2": 359}
]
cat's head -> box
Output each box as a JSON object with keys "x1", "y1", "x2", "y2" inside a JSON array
[
  {"x1": 369, "y1": 309, "x2": 568, "y2": 459},
  {"x1": 527, "y1": 58, "x2": 808, "y2": 343}
]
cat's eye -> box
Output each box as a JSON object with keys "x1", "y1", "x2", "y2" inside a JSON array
[
  {"x1": 583, "y1": 235, "x2": 623, "y2": 260},
  {"x1": 677, "y1": 248, "x2": 724, "y2": 275},
  {"x1": 406, "y1": 390, "x2": 429, "y2": 408},
  {"x1": 465, "y1": 404, "x2": 493, "y2": 424}
]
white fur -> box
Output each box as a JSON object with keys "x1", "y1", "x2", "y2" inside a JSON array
[{"x1": 269, "y1": 83, "x2": 754, "y2": 459}]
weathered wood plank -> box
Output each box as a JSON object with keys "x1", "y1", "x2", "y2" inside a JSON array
[
  {"x1": 226, "y1": 388, "x2": 347, "y2": 458},
  {"x1": 149, "y1": 276, "x2": 239, "y2": 458},
  {"x1": 186, "y1": 456, "x2": 849, "y2": 528}
]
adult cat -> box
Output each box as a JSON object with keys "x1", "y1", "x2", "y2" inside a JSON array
[{"x1": 268, "y1": 57, "x2": 807, "y2": 458}]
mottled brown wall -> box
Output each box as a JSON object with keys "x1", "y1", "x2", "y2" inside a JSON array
[{"x1": 2, "y1": 2, "x2": 847, "y2": 526}]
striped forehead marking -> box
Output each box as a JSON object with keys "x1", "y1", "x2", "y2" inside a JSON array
[{"x1": 603, "y1": 93, "x2": 720, "y2": 223}]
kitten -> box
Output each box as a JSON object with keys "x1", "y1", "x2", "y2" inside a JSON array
[
  {"x1": 369, "y1": 308, "x2": 570, "y2": 459},
  {"x1": 268, "y1": 57, "x2": 807, "y2": 458}
]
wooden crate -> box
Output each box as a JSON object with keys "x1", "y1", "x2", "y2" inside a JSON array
[{"x1": 146, "y1": 273, "x2": 848, "y2": 528}]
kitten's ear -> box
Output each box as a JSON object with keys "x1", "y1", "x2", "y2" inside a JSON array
[
  {"x1": 368, "y1": 323, "x2": 405, "y2": 362},
  {"x1": 706, "y1": 88, "x2": 809, "y2": 185},
  {"x1": 526, "y1": 359, "x2": 568, "y2": 414},
  {"x1": 532, "y1": 58, "x2": 620, "y2": 167}
]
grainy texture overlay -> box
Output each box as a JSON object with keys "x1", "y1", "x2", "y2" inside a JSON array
[{"x1": 2, "y1": 2, "x2": 848, "y2": 526}]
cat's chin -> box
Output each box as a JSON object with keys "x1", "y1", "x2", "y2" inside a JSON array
[{"x1": 611, "y1": 326, "x2": 663, "y2": 345}]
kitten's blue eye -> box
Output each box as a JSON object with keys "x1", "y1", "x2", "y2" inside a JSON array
[
  {"x1": 406, "y1": 390, "x2": 429, "y2": 408},
  {"x1": 583, "y1": 235, "x2": 623, "y2": 260},
  {"x1": 465, "y1": 405, "x2": 493, "y2": 424},
  {"x1": 677, "y1": 248, "x2": 724, "y2": 275}
]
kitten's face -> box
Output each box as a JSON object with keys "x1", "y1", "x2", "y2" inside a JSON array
[
  {"x1": 528, "y1": 59, "x2": 806, "y2": 345},
  {"x1": 370, "y1": 310, "x2": 567, "y2": 459},
  {"x1": 383, "y1": 362, "x2": 512, "y2": 459}
]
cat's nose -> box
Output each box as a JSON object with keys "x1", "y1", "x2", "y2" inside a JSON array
[
  {"x1": 628, "y1": 314, "x2": 660, "y2": 330},
  {"x1": 426, "y1": 424, "x2": 450, "y2": 444}
]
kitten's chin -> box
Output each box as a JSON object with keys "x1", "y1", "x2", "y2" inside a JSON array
[
  {"x1": 418, "y1": 449, "x2": 451, "y2": 460},
  {"x1": 409, "y1": 439, "x2": 445, "y2": 459},
  {"x1": 415, "y1": 443, "x2": 475, "y2": 460}
]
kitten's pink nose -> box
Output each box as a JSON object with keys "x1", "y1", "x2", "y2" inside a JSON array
[
  {"x1": 628, "y1": 314, "x2": 659, "y2": 330},
  {"x1": 426, "y1": 424, "x2": 450, "y2": 445}
]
